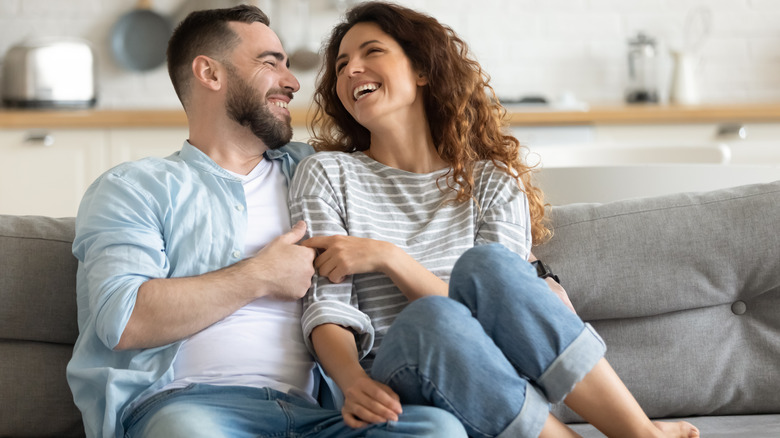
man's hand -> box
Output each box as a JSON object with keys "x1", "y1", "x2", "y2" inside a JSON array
[
  {"x1": 116, "y1": 221, "x2": 316, "y2": 350},
  {"x1": 545, "y1": 277, "x2": 576, "y2": 314},
  {"x1": 341, "y1": 376, "x2": 403, "y2": 428},
  {"x1": 301, "y1": 235, "x2": 391, "y2": 283},
  {"x1": 529, "y1": 252, "x2": 576, "y2": 314},
  {"x1": 248, "y1": 220, "x2": 317, "y2": 300}
]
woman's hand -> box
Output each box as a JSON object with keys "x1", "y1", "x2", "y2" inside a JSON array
[
  {"x1": 341, "y1": 376, "x2": 403, "y2": 428},
  {"x1": 310, "y1": 324, "x2": 404, "y2": 429},
  {"x1": 302, "y1": 235, "x2": 392, "y2": 283},
  {"x1": 302, "y1": 234, "x2": 448, "y2": 300}
]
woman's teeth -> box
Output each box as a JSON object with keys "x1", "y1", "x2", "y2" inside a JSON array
[{"x1": 353, "y1": 83, "x2": 379, "y2": 101}]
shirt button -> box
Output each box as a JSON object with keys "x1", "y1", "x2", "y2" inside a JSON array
[
  {"x1": 232, "y1": 250, "x2": 241, "y2": 258},
  {"x1": 235, "y1": 204, "x2": 245, "y2": 212}
]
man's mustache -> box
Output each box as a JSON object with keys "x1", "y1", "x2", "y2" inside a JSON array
[{"x1": 266, "y1": 88, "x2": 294, "y2": 101}]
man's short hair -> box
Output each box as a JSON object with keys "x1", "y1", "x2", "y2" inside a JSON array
[{"x1": 166, "y1": 5, "x2": 270, "y2": 107}]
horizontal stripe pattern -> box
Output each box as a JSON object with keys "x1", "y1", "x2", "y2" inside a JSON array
[{"x1": 289, "y1": 151, "x2": 531, "y2": 369}]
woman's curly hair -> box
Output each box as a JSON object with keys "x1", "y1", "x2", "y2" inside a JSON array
[{"x1": 310, "y1": 1, "x2": 551, "y2": 245}]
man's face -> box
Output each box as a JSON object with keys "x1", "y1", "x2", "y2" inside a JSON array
[{"x1": 224, "y1": 22, "x2": 300, "y2": 149}]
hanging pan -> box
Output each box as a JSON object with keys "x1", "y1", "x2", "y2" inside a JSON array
[{"x1": 110, "y1": 0, "x2": 172, "y2": 71}]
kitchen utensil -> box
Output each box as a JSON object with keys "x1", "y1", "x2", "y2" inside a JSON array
[
  {"x1": 625, "y1": 32, "x2": 659, "y2": 104},
  {"x1": 1, "y1": 38, "x2": 97, "y2": 108},
  {"x1": 289, "y1": 0, "x2": 320, "y2": 71},
  {"x1": 110, "y1": 0, "x2": 172, "y2": 72},
  {"x1": 682, "y1": 6, "x2": 712, "y2": 54}
]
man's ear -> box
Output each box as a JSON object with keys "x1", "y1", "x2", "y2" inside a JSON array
[{"x1": 192, "y1": 55, "x2": 223, "y2": 91}]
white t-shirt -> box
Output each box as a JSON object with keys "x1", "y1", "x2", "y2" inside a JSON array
[{"x1": 163, "y1": 158, "x2": 317, "y2": 403}]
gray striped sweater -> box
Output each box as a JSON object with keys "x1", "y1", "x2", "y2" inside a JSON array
[{"x1": 288, "y1": 151, "x2": 531, "y2": 369}]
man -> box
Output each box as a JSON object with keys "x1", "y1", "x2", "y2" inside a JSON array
[{"x1": 67, "y1": 5, "x2": 464, "y2": 438}]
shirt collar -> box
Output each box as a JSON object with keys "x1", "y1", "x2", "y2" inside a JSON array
[
  {"x1": 179, "y1": 141, "x2": 241, "y2": 181},
  {"x1": 178, "y1": 140, "x2": 305, "y2": 181}
]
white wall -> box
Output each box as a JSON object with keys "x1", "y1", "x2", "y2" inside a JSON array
[{"x1": 1, "y1": 0, "x2": 779, "y2": 109}]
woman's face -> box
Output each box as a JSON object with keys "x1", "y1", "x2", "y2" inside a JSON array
[{"x1": 334, "y1": 22, "x2": 427, "y2": 129}]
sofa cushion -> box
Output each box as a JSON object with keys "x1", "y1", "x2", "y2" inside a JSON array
[
  {"x1": 0, "y1": 215, "x2": 78, "y2": 344},
  {"x1": 570, "y1": 414, "x2": 780, "y2": 438},
  {"x1": 0, "y1": 215, "x2": 83, "y2": 437},
  {"x1": 534, "y1": 181, "x2": 780, "y2": 422}
]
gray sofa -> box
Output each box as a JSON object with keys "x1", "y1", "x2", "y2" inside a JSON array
[{"x1": 1, "y1": 181, "x2": 778, "y2": 437}]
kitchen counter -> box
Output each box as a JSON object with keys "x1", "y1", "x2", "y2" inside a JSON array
[{"x1": 2, "y1": 103, "x2": 780, "y2": 129}]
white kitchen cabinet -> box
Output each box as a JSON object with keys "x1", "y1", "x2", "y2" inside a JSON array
[
  {"x1": 524, "y1": 122, "x2": 780, "y2": 167},
  {"x1": 108, "y1": 128, "x2": 189, "y2": 167},
  {"x1": 528, "y1": 122, "x2": 780, "y2": 205},
  {"x1": 0, "y1": 129, "x2": 107, "y2": 217},
  {"x1": 0, "y1": 127, "x2": 189, "y2": 218}
]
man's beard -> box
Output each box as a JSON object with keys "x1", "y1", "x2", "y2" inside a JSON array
[{"x1": 225, "y1": 66, "x2": 293, "y2": 150}]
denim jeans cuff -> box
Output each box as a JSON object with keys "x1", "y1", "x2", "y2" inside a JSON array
[
  {"x1": 537, "y1": 323, "x2": 606, "y2": 403},
  {"x1": 497, "y1": 383, "x2": 549, "y2": 438}
]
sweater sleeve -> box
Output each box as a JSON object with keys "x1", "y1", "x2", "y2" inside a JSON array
[
  {"x1": 288, "y1": 154, "x2": 375, "y2": 360},
  {"x1": 473, "y1": 163, "x2": 533, "y2": 260}
]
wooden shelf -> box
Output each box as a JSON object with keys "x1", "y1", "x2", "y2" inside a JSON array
[{"x1": 3, "y1": 103, "x2": 780, "y2": 129}]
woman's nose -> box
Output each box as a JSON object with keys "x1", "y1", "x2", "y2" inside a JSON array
[{"x1": 345, "y1": 59, "x2": 364, "y2": 77}]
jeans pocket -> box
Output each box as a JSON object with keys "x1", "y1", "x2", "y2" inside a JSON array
[{"x1": 122, "y1": 385, "x2": 192, "y2": 435}]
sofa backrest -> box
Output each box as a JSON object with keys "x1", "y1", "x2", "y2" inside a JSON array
[
  {"x1": 0, "y1": 215, "x2": 84, "y2": 437},
  {"x1": 2, "y1": 182, "x2": 779, "y2": 435},
  {"x1": 535, "y1": 181, "x2": 780, "y2": 422}
]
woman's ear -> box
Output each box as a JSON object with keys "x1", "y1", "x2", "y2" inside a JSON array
[
  {"x1": 416, "y1": 72, "x2": 429, "y2": 86},
  {"x1": 192, "y1": 55, "x2": 223, "y2": 92}
]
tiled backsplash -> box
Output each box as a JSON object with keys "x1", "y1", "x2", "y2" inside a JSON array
[{"x1": 1, "y1": 0, "x2": 778, "y2": 109}]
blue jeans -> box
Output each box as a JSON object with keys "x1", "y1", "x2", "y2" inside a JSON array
[
  {"x1": 371, "y1": 244, "x2": 606, "y2": 438},
  {"x1": 123, "y1": 384, "x2": 465, "y2": 438}
]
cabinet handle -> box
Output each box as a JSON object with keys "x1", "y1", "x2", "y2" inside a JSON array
[
  {"x1": 715, "y1": 124, "x2": 747, "y2": 141},
  {"x1": 23, "y1": 130, "x2": 55, "y2": 147}
]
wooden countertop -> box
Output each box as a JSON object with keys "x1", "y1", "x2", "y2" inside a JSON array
[
  {"x1": 2, "y1": 103, "x2": 780, "y2": 129},
  {"x1": 504, "y1": 102, "x2": 780, "y2": 126}
]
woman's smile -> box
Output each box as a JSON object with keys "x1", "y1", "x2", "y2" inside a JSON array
[
  {"x1": 336, "y1": 22, "x2": 426, "y2": 126},
  {"x1": 353, "y1": 83, "x2": 381, "y2": 102}
]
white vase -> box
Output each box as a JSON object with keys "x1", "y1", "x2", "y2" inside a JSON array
[{"x1": 670, "y1": 50, "x2": 699, "y2": 105}]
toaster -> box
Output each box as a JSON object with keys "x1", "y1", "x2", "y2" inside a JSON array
[{"x1": 1, "y1": 38, "x2": 97, "y2": 108}]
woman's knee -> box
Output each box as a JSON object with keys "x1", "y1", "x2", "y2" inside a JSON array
[
  {"x1": 395, "y1": 406, "x2": 467, "y2": 437},
  {"x1": 450, "y1": 244, "x2": 539, "y2": 309},
  {"x1": 451, "y1": 244, "x2": 535, "y2": 286},
  {"x1": 391, "y1": 296, "x2": 470, "y2": 338},
  {"x1": 375, "y1": 297, "x2": 480, "y2": 378}
]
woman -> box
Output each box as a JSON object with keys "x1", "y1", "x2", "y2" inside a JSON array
[{"x1": 289, "y1": 2, "x2": 699, "y2": 437}]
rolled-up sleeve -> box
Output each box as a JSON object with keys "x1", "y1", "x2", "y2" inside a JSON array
[
  {"x1": 73, "y1": 172, "x2": 169, "y2": 350},
  {"x1": 289, "y1": 156, "x2": 374, "y2": 359}
]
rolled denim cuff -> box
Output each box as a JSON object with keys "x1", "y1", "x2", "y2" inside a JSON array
[
  {"x1": 497, "y1": 382, "x2": 549, "y2": 438},
  {"x1": 537, "y1": 323, "x2": 606, "y2": 403}
]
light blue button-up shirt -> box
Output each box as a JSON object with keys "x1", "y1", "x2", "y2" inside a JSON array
[{"x1": 66, "y1": 141, "x2": 314, "y2": 438}]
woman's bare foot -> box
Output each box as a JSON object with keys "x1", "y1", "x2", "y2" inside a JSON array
[{"x1": 653, "y1": 420, "x2": 700, "y2": 438}]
